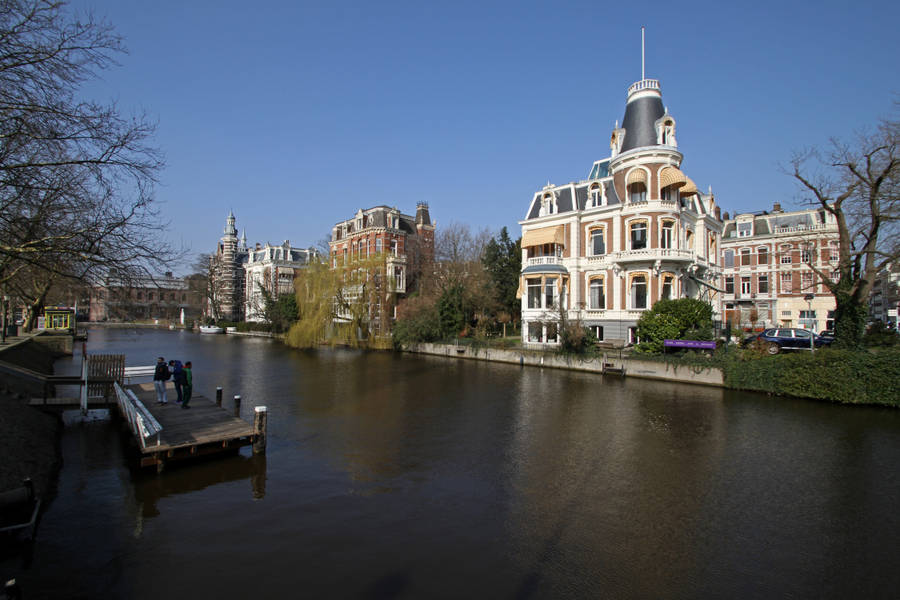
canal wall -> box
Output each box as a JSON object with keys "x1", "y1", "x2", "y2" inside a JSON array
[{"x1": 402, "y1": 342, "x2": 724, "y2": 387}]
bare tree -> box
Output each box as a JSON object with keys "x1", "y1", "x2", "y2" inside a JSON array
[
  {"x1": 0, "y1": 1, "x2": 176, "y2": 295},
  {"x1": 790, "y1": 112, "x2": 899, "y2": 346}
]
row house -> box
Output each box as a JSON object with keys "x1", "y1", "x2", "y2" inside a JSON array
[
  {"x1": 329, "y1": 203, "x2": 434, "y2": 330},
  {"x1": 244, "y1": 241, "x2": 319, "y2": 322},
  {"x1": 720, "y1": 204, "x2": 839, "y2": 332},
  {"x1": 519, "y1": 75, "x2": 723, "y2": 346},
  {"x1": 869, "y1": 263, "x2": 900, "y2": 327}
]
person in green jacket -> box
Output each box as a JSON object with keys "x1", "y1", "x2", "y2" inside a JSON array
[{"x1": 181, "y1": 361, "x2": 193, "y2": 409}]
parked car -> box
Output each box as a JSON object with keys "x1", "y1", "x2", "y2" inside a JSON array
[
  {"x1": 818, "y1": 329, "x2": 835, "y2": 341},
  {"x1": 755, "y1": 328, "x2": 833, "y2": 354}
]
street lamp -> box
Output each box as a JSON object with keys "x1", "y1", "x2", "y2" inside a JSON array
[{"x1": 804, "y1": 293, "x2": 815, "y2": 351}]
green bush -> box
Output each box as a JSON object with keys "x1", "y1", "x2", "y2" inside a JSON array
[
  {"x1": 723, "y1": 347, "x2": 900, "y2": 406},
  {"x1": 635, "y1": 298, "x2": 714, "y2": 354}
]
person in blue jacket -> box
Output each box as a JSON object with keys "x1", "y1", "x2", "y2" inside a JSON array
[{"x1": 169, "y1": 359, "x2": 184, "y2": 403}]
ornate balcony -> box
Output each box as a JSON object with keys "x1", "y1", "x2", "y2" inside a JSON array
[
  {"x1": 526, "y1": 256, "x2": 564, "y2": 267},
  {"x1": 610, "y1": 248, "x2": 694, "y2": 263}
]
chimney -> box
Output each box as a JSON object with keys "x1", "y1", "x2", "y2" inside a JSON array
[
  {"x1": 714, "y1": 206, "x2": 721, "y2": 220},
  {"x1": 722, "y1": 211, "x2": 730, "y2": 221},
  {"x1": 415, "y1": 202, "x2": 431, "y2": 226},
  {"x1": 773, "y1": 202, "x2": 783, "y2": 213}
]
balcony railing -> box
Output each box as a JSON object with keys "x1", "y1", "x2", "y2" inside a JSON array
[
  {"x1": 526, "y1": 256, "x2": 564, "y2": 267},
  {"x1": 627, "y1": 79, "x2": 660, "y2": 95},
  {"x1": 611, "y1": 248, "x2": 694, "y2": 262}
]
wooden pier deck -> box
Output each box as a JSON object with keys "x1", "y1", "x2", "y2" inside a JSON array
[{"x1": 126, "y1": 382, "x2": 257, "y2": 470}]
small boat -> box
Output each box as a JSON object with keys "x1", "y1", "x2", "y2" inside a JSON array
[{"x1": 199, "y1": 325, "x2": 224, "y2": 334}]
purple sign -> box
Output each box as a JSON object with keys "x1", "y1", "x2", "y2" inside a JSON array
[{"x1": 663, "y1": 339, "x2": 717, "y2": 350}]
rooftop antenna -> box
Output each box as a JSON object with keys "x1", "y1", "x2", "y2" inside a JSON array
[{"x1": 641, "y1": 26, "x2": 645, "y2": 80}]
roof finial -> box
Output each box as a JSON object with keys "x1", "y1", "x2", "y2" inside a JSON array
[{"x1": 641, "y1": 26, "x2": 645, "y2": 81}]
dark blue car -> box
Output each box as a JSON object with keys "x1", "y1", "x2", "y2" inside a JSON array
[{"x1": 755, "y1": 328, "x2": 833, "y2": 354}]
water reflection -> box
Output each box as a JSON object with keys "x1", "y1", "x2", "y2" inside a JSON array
[{"x1": 132, "y1": 454, "x2": 268, "y2": 518}]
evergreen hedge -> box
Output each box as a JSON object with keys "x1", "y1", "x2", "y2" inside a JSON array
[{"x1": 723, "y1": 347, "x2": 900, "y2": 406}]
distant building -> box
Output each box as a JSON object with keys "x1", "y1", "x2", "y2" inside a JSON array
[
  {"x1": 720, "y1": 204, "x2": 839, "y2": 332},
  {"x1": 519, "y1": 74, "x2": 723, "y2": 346},
  {"x1": 329, "y1": 204, "x2": 434, "y2": 331},
  {"x1": 89, "y1": 273, "x2": 203, "y2": 323},
  {"x1": 244, "y1": 241, "x2": 319, "y2": 322},
  {"x1": 209, "y1": 211, "x2": 249, "y2": 322},
  {"x1": 209, "y1": 212, "x2": 318, "y2": 322}
]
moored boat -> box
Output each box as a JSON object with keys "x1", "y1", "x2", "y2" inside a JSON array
[{"x1": 199, "y1": 325, "x2": 224, "y2": 334}]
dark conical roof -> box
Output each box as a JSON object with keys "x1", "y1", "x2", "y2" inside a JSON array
[{"x1": 620, "y1": 93, "x2": 665, "y2": 152}]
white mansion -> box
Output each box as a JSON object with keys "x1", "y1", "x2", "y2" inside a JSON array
[{"x1": 519, "y1": 76, "x2": 723, "y2": 345}]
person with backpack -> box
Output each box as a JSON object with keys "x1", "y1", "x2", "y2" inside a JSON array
[
  {"x1": 169, "y1": 359, "x2": 184, "y2": 403},
  {"x1": 153, "y1": 356, "x2": 170, "y2": 404}
]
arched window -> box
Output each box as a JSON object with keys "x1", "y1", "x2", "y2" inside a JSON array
[
  {"x1": 631, "y1": 274, "x2": 648, "y2": 309},
  {"x1": 660, "y1": 220, "x2": 675, "y2": 249},
  {"x1": 630, "y1": 220, "x2": 648, "y2": 250},
  {"x1": 375, "y1": 238, "x2": 383, "y2": 254},
  {"x1": 757, "y1": 246, "x2": 768, "y2": 264},
  {"x1": 740, "y1": 248, "x2": 752, "y2": 266},
  {"x1": 589, "y1": 277, "x2": 605, "y2": 309},
  {"x1": 589, "y1": 227, "x2": 605, "y2": 256},
  {"x1": 629, "y1": 182, "x2": 647, "y2": 203},
  {"x1": 661, "y1": 274, "x2": 675, "y2": 300},
  {"x1": 626, "y1": 169, "x2": 648, "y2": 203}
]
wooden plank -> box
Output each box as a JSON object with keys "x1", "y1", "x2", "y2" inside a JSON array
[{"x1": 124, "y1": 383, "x2": 255, "y2": 455}]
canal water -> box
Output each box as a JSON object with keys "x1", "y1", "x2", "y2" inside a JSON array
[{"x1": 5, "y1": 327, "x2": 900, "y2": 598}]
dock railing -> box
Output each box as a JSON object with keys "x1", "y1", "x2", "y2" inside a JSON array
[{"x1": 113, "y1": 382, "x2": 163, "y2": 449}]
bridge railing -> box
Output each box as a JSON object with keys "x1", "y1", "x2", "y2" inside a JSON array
[{"x1": 113, "y1": 382, "x2": 163, "y2": 449}]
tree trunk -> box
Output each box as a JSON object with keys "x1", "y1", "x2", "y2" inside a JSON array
[{"x1": 833, "y1": 289, "x2": 868, "y2": 348}]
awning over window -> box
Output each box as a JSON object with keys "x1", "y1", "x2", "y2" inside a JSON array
[
  {"x1": 626, "y1": 169, "x2": 647, "y2": 185},
  {"x1": 659, "y1": 166, "x2": 687, "y2": 189},
  {"x1": 680, "y1": 175, "x2": 699, "y2": 195},
  {"x1": 521, "y1": 225, "x2": 565, "y2": 248}
]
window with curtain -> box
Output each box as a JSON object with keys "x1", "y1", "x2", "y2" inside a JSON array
[{"x1": 589, "y1": 278, "x2": 605, "y2": 309}]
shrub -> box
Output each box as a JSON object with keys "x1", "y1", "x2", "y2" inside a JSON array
[
  {"x1": 635, "y1": 298, "x2": 714, "y2": 353},
  {"x1": 723, "y1": 347, "x2": 900, "y2": 406}
]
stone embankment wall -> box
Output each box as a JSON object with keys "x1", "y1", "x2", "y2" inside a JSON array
[
  {"x1": 402, "y1": 342, "x2": 724, "y2": 387},
  {"x1": 0, "y1": 337, "x2": 60, "y2": 374}
]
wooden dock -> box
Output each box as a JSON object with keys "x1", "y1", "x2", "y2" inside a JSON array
[{"x1": 124, "y1": 383, "x2": 259, "y2": 471}]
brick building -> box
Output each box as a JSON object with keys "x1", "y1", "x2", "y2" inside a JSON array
[
  {"x1": 720, "y1": 204, "x2": 839, "y2": 332},
  {"x1": 329, "y1": 204, "x2": 434, "y2": 330}
]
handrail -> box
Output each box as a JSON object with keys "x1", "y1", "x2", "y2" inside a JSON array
[{"x1": 113, "y1": 382, "x2": 162, "y2": 449}]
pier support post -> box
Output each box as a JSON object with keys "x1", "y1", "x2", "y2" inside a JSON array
[
  {"x1": 253, "y1": 406, "x2": 267, "y2": 455},
  {"x1": 216, "y1": 387, "x2": 223, "y2": 407},
  {"x1": 233, "y1": 395, "x2": 241, "y2": 418}
]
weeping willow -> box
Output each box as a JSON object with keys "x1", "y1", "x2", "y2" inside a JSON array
[{"x1": 285, "y1": 253, "x2": 396, "y2": 349}]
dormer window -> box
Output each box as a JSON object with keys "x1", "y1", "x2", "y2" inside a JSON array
[
  {"x1": 539, "y1": 193, "x2": 556, "y2": 216},
  {"x1": 738, "y1": 222, "x2": 753, "y2": 237},
  {"x1": 657, "y1": 117, "x2": 677, "y2": 147},
  {"x1": 588, "y1": 184, "x2": 603, "y2": 208}
]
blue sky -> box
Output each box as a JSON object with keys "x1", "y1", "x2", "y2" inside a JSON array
[{"x1": 71, "y1": 0, "x2": 900, "y2": 273}]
